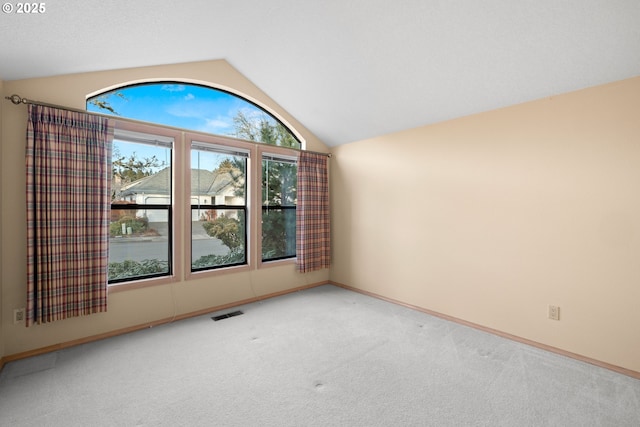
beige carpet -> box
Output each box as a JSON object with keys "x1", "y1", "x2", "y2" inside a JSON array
[{"x1": 1, "y1": 285, "x2": 639, "y2": 426}]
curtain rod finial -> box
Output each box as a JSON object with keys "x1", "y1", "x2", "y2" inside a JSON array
[{"x1": 5, "y1": 94, "x2": 26, "y2": 105}]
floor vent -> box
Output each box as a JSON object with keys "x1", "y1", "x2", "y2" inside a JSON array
[{"x1": 212, "y1": 310, "x2": 244, "y2": 321}]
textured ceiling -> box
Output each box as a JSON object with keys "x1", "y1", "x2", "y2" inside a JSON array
[{"x1": 1, "y1": 0, "x2": 639, "y2": 146}]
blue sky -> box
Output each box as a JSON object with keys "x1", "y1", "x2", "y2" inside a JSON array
[
  {"x1": 87, "y1": 83, "x2": 268, "y2": 135},
  {"x1": 88, "y1": 83, "x2": 271, "y2": 173}
]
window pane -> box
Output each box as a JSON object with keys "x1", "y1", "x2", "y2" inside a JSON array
[
  {"x1": 112, "y1": 139, "x2": 172, "y2": 204},
  {"x1": 262, "y1": 158, "x2": 297, "y2": 261},
  {"x1": 110, "y1": 134, "x2": 172, "y2": 284},
  {"x1": 262, "y1": 207, "x2": 296, "y2": 260},
  {"x1": 191, "y1": 149, "x2": 246, "y2": 205},
  {"x1": 262, "y1": 159, "x2": 296, "y2": 206},
  {"x1": 190, "y1": 145, "x2": 247, "y2": 272},
  {"x1": 109, "y1": 208, "x2": 170, "y2": 282},
  {"x1": 87, "y1": 83, "x2": 301, "y2": 148},
  {"x1": 192, "y1": 209, "x2": 246, "y2": 270}
]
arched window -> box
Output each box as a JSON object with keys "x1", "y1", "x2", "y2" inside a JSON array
[
  {"x1": 87, "y1": 82, "x2": 301, "y2": 148},
  {"x1": 87, "y1": 82, "x2": 302, "y2": 285}
]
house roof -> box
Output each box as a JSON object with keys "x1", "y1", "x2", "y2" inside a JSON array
[
  {"x1": 120, "y1": 168, "x2": 171, "y2": 197},
  {"x1": 121, "y1": 168, "x2": 242, "y2": 198}
]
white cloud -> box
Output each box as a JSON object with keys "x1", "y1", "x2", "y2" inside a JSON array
[
  {"x1": 184, "y1": 93, "x2": 195, "y2": 101},
  {"x1": 164, "y1": 102, "x2": 208, "y2": 118},
  {"x1": 161, "y1": 84, "x2": 186, "y2": 92},
  {"x1": 202, "y1": 118, "x2": 233, "y2": 134}
]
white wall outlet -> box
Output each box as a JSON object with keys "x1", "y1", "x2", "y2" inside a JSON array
[
  {"x1": 13, "y1": 308, "x2": 25, "y2": 324},
  {"x1": 548, "y1": 305, "x2": 560, "y2": 321}
]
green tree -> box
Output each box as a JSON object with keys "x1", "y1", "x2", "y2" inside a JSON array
[
  {"x1": 275, "y1": 122, "x2": 299, "y2": 148},
  {"x1": 216, "y1": 158, "x2": 246, "y2": 199},
  {"x1": 232, "y1": 110, "x2": 299, "y2": 148},
  {"x1": 262, "y1": 159, "x2": 297, "y2": 259},
  {"x1": 232, "y1": 109, "x2": 299, "y2": 259},
  {"x1": 113, "y1": 150, "x2": 165, "y2": 182},
  {"x1": 88, "y1": 92, "x2": 127, "y2": 115},
  {"x1": 111, "y1": 146, "x2": 166, "y2": 201},
  {"x1": 201, "y1": 214, "x2": 244, "y2": 252}
]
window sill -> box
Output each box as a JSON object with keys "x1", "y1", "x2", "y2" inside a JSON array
[
  {"x1": 258, "y1": 257, "x2": 296, "y2": 269},
  {"x1": 108, "y1": 275, "x2": 179, "y2": 293},
  {"x1": 186, "y1": 263, "x2": 251, "y2": 281}
]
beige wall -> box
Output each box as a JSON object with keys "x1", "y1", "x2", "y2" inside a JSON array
[
  {"x1": 0, "y1": 76, "x2": 4, "y2": 360},
  {"x1": 0, "y1": 60, "x2": 329, "y2": 356},
  {"x1": 330, "y1": 76, "x2": 640, "y2": 373},
  {"x1": 3, "y1": 59, "x2": 639, "y2": 375}
]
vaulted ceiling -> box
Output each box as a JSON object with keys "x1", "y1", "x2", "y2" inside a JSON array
[{"x1": 1, "y1": 0, "x2": 639, "y2": 146}]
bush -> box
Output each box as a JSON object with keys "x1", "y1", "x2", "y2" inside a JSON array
[
  {"x1": 201, "y1": 215, "x2": 243, "y2": 251},
  {"x1": 108, "y1": 259, "x2": 168, "y2": 281},
  {"x1": 192, "y1": 251, "x2": 245, "y2": 269},
  {"x1": 110, "y1": 215, "x2": 149, "y2": 237}
]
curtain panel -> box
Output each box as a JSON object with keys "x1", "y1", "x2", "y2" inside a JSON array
[
  {"x1": 26, "y1": 105, "x2": 113, "y2": 326},
  {"x1": 296, "y1": 152, "x2": 330, "y2": 272}
]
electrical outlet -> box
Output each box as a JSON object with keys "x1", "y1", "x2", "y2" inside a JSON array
[
  {"x1": 548, "y1": 305, "x2": 560, "y2": 321},
  {"x1": 13, "y1": 308, "x2": 25, "y2": 324}
]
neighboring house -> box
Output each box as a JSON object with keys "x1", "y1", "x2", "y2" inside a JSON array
[
  {"x1": 118, "y1": 167, "x2": 244, "y2": 222},
  {"x1": 118, "y1": 167, "x2": 171, "y2": 207}
]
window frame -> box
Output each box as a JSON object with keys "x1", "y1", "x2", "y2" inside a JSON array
[
  {"x1": 89, "y1": 82, "x2": 308, "y2": 290},
  {"x1": 185, "y1": 132, "x2": 255, "y2": 280},
  {"x1": 87, "y1": 81, "x2": 303, "y2": 149},
  {"x1": 107, "y1": 125, "x2": 303, "y2": 289},
  {"x1": 260, "y1": 152, "x2": 298, "y2": 263},
  {"x1": 256, "y1": 145, "x2": 300, "y2": 269},
  {"x1": 108, "y1": 121, "x2": 183, "y2": 293}
]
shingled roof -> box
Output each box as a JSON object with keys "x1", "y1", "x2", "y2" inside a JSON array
[{"x1": 121, "y1": 168, "x2": 243, "y2": 197}]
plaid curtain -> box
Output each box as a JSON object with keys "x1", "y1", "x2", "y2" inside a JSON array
[
  {"x1": 26, "y1": 105, "x2": 113, "y2": 326},
  {"x1": 296, "y1": 152, "x2": 330, "y2": 272}
]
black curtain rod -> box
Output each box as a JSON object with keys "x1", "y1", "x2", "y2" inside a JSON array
[{"x1": 4, "y1": 94, "x2": 332, "y2": 158}]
